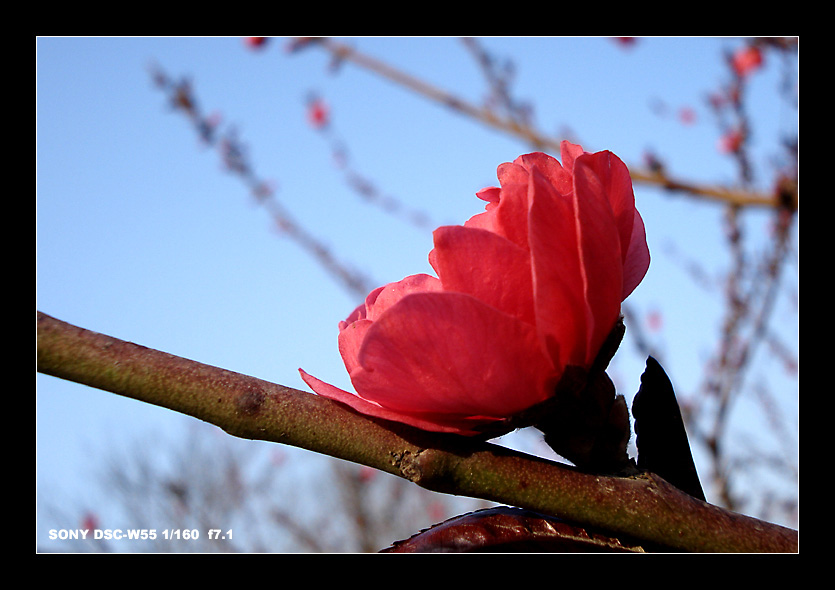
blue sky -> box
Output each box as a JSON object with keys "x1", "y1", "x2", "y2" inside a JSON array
[{"x1": 36, "y1": 36, "x2": 798, "y2": 548}]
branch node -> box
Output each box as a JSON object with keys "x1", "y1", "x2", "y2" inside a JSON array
[
  {"x1": 234, "y1": 385, "x2": 268, "y2": 417},
  {"x1": 394, "y1": 449, "x2": 429, "y2": 483}
]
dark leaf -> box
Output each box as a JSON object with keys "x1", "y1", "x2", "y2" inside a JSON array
[
  {"x1": 632, "y1": 356, "x2": 705, "y2": 501},
  {"x1": 380, "y1": 507, "x2": 648, "y2": 553}
]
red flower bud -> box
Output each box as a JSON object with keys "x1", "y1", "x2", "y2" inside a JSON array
[
  {"x1": 244, "y1": 37, "x2": 268, "y2": 49},
  {"x1": 307, "y1": 99, "x2": 329, "y2": 129},
  {"x1": 731, "y1": 45, "x2": 763, "y2": 78},
  {"x1": 718, "y1": 128, "x2": 745, "y2": 154},
  {"x1": 300, "y1": 142, "x2": 650, "y2": 435}
]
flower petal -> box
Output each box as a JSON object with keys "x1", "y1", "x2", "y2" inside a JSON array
[
  {"x1": 574, "y1": 151, "x2": 635, "y2": 263},
  {"x1": 570, "y1": 155, "x2": 625, "y2": 361},
  {"x1": 299, "y1": 369, "x2": 491, "y2": 434},
  {"x1": 476, "y1": 186, "x2": 501, "y2": 204},
  {"x1": 430, "y1": 225, "x2": 535, "y2": 325},
  {"x1": 559, "y1": 140, "x2": 586, "y2": 172},
  {"x1": 337, "y1": 318, "x2": 372, "y2": 375},
  {"x1": 339, "y1": 274, "x2": 444, "y2": 377},
  {"x1": 569, "y1": 149, "x2": 650, "y2": 299},
  {"x1": 350, "y1": 291, "x2": 556, "y2": 418},
  {"x1": 364, "y1": 274, "x2": 442, "y2": 322},
  {"x1": 621, "y1": 209, "x2": 650, "y2": 298},
  {"x1": 474, "y1": 179, "x2": 531, "y2": 249},
  {"x1": 527, "y1": 167, "x2": 588, "y2": 367},
  {"x1": 515, "y1": 151, "x2": 573, "y2": 197}
]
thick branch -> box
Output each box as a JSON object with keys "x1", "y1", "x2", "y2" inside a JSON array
[{"x1": 36, "y1": 311, "x2": 797, "y2": 552}]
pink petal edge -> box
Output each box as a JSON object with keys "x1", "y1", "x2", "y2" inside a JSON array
[{"x1": 298, "y1": 369, "x2": 488, "y2": 435}]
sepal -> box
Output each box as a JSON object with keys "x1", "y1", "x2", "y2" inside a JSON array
[{"x1": 533, "y1": 318, "x2": 635, "y2": 474}]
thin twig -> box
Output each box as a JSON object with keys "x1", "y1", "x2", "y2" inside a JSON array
[
  {"x1": 303, "y1": 38, "x2": 790, "y2": 210},
  {"x1": 148, "y1": 62, "x2": 375, "y2": 299}
]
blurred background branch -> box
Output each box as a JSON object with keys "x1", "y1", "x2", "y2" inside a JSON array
[{"x1": 298, "y1": 36, "x2": 795, "y2": 210}]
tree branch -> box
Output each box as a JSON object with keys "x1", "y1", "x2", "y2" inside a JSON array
[
  {"x1": 305, "y1": 38, "x2": 790, "y2": 210},
  {"x1": 36, "y1": 311, "x2": 797, "y2": 552}
]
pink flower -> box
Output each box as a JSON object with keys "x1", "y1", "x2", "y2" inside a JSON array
[
  {"x1": 718, "y1": 128, "x2": 745, "y2": 153},
  {"x1": 244, "y1": 37, "x2": 268, "y2": 50},
  {"x1": 612, "y1": 37, "x2": 637, "y2": 48},
  {"x1": 731, "y1": 45, "x2": 763, "y2": 78},
  {"x1": 300, "y1": 142, "x2": 650, "y2": 435},
  {"x1": 307, "y1": 98, "x2": 329, "y2": 129},
  {"x1": 81, "y1": 512, "x2": 99, "y2": 531},
  {"x1": 678, "y1": 106, "x2": 697, "y2": 125}
]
